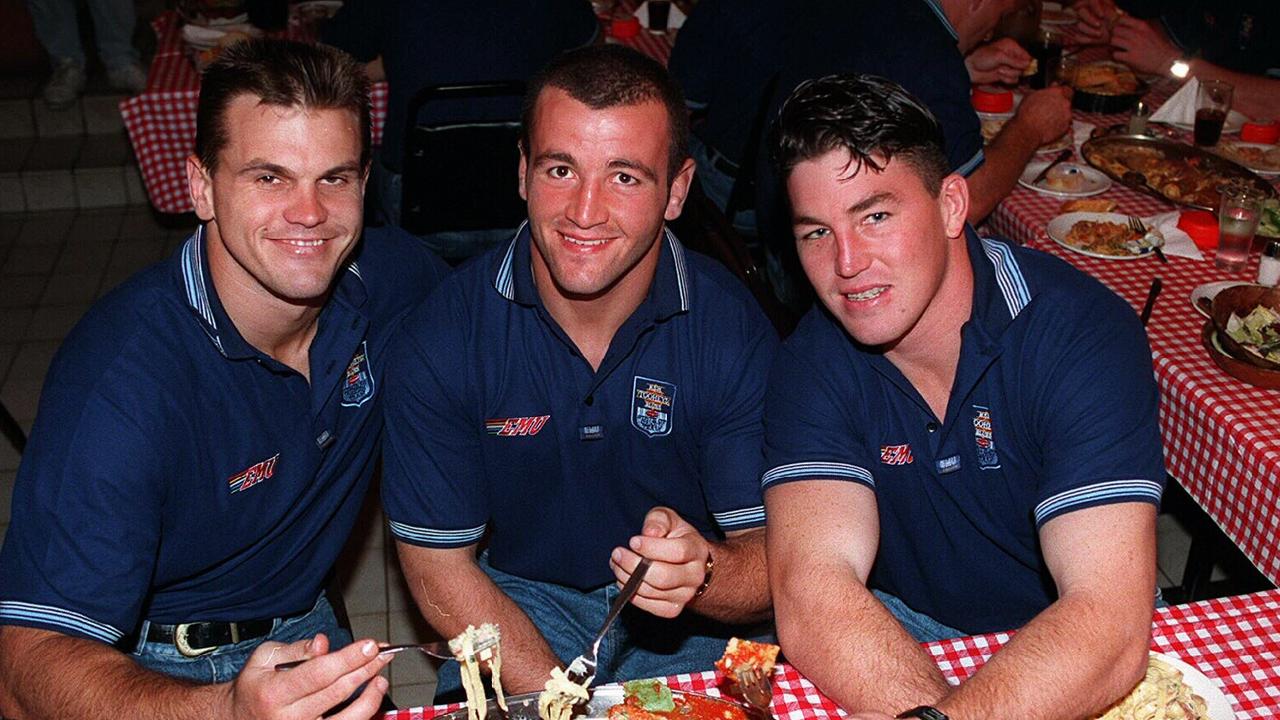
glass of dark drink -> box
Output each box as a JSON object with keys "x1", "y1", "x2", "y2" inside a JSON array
[
  {"x1": 1194, "y1": 80, "x2": 1233, "y2": 146},
  {"x1": 647, "y1": 0, "x2": 671, "y2": 33},
  {"x1": 1029, "y1": 29, "x2": 1063, "y2": 89}
]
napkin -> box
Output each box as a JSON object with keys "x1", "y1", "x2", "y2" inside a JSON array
[
  {"x1": 1144, "y1": 210, "x2": 1203, "y2": 260},
  {"x1": 1149, "y1": 78, "x2": 1198, "y2": 127},
  {"x1": 1071, "y1": 120, "x2": 1095, "y2": 153},
  {"x1": 635, "y1": 1, "x2": 686, "y2": 30}
]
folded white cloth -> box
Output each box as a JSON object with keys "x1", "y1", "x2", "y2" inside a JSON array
[
  {"x1": 1150, "y1": 78, "x2": 1199, "y2": 126},
  {"x1": 1071, "y1": 120, "x2": 1095, "y2": 153},
  {"x1": 635, "y1": 0, "x2": 686, "y2": 30},
  {"x1": 1145, "y1": 210, "x2": 1203, "y2": 260}
]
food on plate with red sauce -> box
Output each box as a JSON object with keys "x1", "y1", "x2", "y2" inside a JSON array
[{"x1": 607, "y1": 680, "x2": 747, "y2": 720}]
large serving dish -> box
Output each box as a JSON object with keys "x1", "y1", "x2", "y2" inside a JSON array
[
  {"x1": 431, "y1": 685, "x2": 766, "y2": 720},
  {"x1": 1202, "y1": 322, "x2": 1280, "y2": 390},
  {"x1": 1082, "y1": 135, "x2": 1277, "y2": 211},
  {"x1": 1210, "y1": 284, "x2": 1280, "y2": 371},
  {"x1": 1070, "y1": 61, "x2": 1148, "y2": 114}
]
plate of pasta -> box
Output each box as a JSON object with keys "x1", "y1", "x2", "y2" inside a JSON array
[{"x1": 1090, "y1": 652, "x2": 1232, "y2": 720}]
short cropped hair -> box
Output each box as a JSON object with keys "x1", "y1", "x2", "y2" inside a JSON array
[
  {"x1": 520, "y1": 44, "x2": 689, "y2": 183},
  {"x1": 770, "y1": 74, "x2": 951, "y2": 196},
  {"x1": 195, "y1": 39, "x2": 371, "y2": 174}
]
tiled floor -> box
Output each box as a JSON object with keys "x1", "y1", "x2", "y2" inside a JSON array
[{"x1": 0, "y1": 204, "x2": 438, "y2": 708}]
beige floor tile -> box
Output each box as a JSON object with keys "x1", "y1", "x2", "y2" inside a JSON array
[
  {"x1": 0, "y1": 276, "x2": 47, "y2": 308},
  {"x1": 349, "y1": 611, "x2": 389, "y2": 644},
  {"x1": 25, "y1": 303, "x2": 90, "y2": 341},
  {"x1": 0, "y1": 309, "x2": 33, "y2": 347},
  {"x1": 2, "y1": 244, "x2": 60, "y2": 275},
  {"x1": 6, "y1": 341, "x2": 61, "y2": 384},
  {"x1": 0, "y1": 376, "x2": 43, "y2": 422},
  {"x1": 387, "y1": 608, "x2": 440, "y2": 688},
  {"x1": 337, "y1": 538, "x2": 388, "y2": 616},
  {"x1": 388, "y1": 682, "x2": 437, "y2": 711},
  {"x1": 0, "y1": 437, "x2": 20, "y2": 473},
  {"x1": 0, "y1": 469, "x2": 14, "y2": 524},
  {"x1": 41, "y1": 270, "x2": 104, "y2": 306}
]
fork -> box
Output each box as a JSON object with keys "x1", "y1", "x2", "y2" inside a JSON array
[
  {"x1": 274, "y1": 636, "x2": 497, "y2": 670},
  {"x1": 564, "y1": 557, "x2": 652, "y2": 687},
  {"x1": 733, "y1": 665, "x2": 774, "y2": 716},
  {"x1": 1128, "y1": 215, "x2": 1167, "y2": 263}
]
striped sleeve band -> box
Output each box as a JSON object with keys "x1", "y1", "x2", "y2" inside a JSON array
[
  {"x1": 388, "y1": 520, "x2": 487, "y2": 547},
  {"x1": 761, "y1": 462, "x2": 875, "y2": 490},
  {"x1": 0, "y1": 601, "x2": 124, "y2": 645},
  {"x1": 711, "y1": 505, "x2": 765, "y2": 530},
  {"x1": 1034, "y1": 479, "x2": 1164, "y2": 527}
]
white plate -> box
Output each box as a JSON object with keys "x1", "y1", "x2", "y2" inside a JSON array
[
  {"x1": 1191, "y1": 280, "x2": 1252, "y2": 318},
  {"x1": 1019, "y1": 161, "x2": 1112, "y2": 198},
  {"x1": 1214, "y1": 141, "x2": 1280, "y2": 176},
  {"x1": 1151, "y1": 652, "x2": 1235, "y2": 720},
  {"x1": 1168, "y1": 109, "x2": 1249, "y2": 136},
  {"x1": 1046, "y1": 212, "x2": 1164, "y2": 259}
]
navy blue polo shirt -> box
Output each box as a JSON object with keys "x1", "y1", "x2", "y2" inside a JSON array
[
  {"x1": 0, "y1": 226, "x2": 446, "y2": 646},
  {"x1": 762, "y1": 229, "x2": 1165, "y2": 634},
  {"x1": 383, "y1": 224, "x2": 777, "y2": 591}
]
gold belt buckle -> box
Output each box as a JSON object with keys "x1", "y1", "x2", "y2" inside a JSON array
[{"x1": 174, "y1": 622, "x2": 230, "y2": 658}]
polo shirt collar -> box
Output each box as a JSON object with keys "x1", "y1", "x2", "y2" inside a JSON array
[
  {"x1": 965, "y1": 225, "x2": 1032, "y2": 342},
  {"x1": 175, "y1": 225, "x2": 371, "y2": 360},
  {"x1": 920, "y1": 0, "x2": 959, "y2": 42},
  {"x1": 491, "y1": 221, "x2": 692, "y2": 321}
]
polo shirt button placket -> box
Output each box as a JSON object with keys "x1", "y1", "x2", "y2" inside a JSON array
[{"x1": 926, "y1": 422, "x2": 938, "y2": 433}]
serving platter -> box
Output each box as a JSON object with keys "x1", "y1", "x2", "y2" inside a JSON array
[
  {"x1": 1081, "y1": 135, "x2": 1276, "y2": 212},
  {"x1": 431, "y1": 684, "x2": 765, "y2": 720}
]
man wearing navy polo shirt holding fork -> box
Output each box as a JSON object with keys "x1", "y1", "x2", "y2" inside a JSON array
[
  {"x1": 761, "y1": 75, "x2": 1166, "y2": 719},
  {"x1": 382, "y1": 45, "x2": 777, "y2": 698},
  {"x1": 0, "y1": 40, "x2": 446, "y2": 719}
]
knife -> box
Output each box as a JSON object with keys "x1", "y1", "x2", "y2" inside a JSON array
[
  {"x1": 1139, "y1": 277, "x2": 1162, "y2": 326},
  {"x1": 1031, "y1": 148, "x2": 1073, "y2": 186}
]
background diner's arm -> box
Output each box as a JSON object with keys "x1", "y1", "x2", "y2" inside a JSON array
[
  {"x1": 766, "y1": 481, "x2": 950, "y2": 714},
  {"x1": 396, "y1": 542, "x2": 562, "y2": 694},
  {"x1": 0, "y1": 625, "x2": 389, "y2": 720},
  {"x1": 965, "y1": 86, "x2": 1074, "y2": 222},
  {"x1": 933, "y1": 502, "x2": 1157, "y2": 720}
]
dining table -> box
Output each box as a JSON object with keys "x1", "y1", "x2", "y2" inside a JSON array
[
  {"x1": 383, "y1": 588, "x2": 1280, "y2": 719},
  {"x1": 119, "y1": 1, "x2": 674, "y2": 215},
  {"x1": 981, "y1": 78, "x2": 1280, "y2": 590}
]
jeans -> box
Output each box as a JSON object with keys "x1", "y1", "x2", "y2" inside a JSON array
[
  {"x1": 129, "y1": 594, "x2": 352, "y2": 683},
  {"x1": 435, "y1": 553, "x2": 774, "y2": 700},
  {"x1": 25, "y1": 0, "x2": 138, "y2": 68},
  {"x1": 872, "y1": 590, "x2": 966, "y2": 643},
  {"x1": 689, "y1": 136, "x2": 757, "y2": 236},
  {"x1": 373, "y1": 156, "x2": 517, "y2": 262}
]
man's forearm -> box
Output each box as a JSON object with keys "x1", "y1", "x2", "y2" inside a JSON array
[
  {"x1": 0, "y1": 626, "x2": 228, "y2": 720},
  {"x1": 1183, "y1": 61, "x2": 1280, "y2": 120},
  {"x1": 775, "y1": 570, "x2": 949, "y2": 714},
  {"x1": 398, "y1": 546, "x2": 562, "y2": 693},
  {"x1": 965, "y1": 119, "x2": 1042, "y2": 222},
  {"x1": 936, "y1": 591, "x2": 1152, "y2": 720},
  {"x1": 689, "y1": 529, "x2": 771, "y2": 624}
]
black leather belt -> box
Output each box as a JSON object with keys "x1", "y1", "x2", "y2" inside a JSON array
[{"x1": 144, "y1": 605, "x2": 310, "y2": 657}]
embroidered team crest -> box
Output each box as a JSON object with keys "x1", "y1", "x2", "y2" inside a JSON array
[
  {"x1": 880, "y1": 443, "x2": 914, "y2": 465},
  {"x1": 341, "y1": 341, "x2": 374, "y2": 407},
  {"x1": 228, "y1": 453, "x2": 279, "y2": 494},
  {"x1": 631, "y1": 376, "x2": 675, "y2": 438},
  {"x1": 485, "y1": 415, "x2": 550, "y2": 436},
  {"x1": 973, "y1": 405, "x2": 1000, "y2": 469}
]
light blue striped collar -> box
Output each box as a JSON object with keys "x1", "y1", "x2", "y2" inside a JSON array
[{"x1": 970, "y1": 228, "x2": 1031, "y2": 334}]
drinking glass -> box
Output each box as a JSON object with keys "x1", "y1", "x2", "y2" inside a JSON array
[
  {"x1": 1195, "y1": 80, "x2": 1234, "y2": 147},
  {"x1": 1216, "y1": 184, "x2": 1264, "y2": 272},
  {"x1": 1029, "y1": 28, "x2": 1063, "y2": 89}
]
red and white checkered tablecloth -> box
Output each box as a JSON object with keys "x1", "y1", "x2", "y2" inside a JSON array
[
  {"x1": 984, "y1": 98, "x2": 1280, "y2": 586},
  {"x1": 120, "y1": 8, "x2": 674, "y2": 214},
  {"x1": 384, "y1": 589, "x2": 1280, "y2": 720}
]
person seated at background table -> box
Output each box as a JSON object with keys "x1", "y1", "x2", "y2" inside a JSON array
[
  {"x1": 1071, "y1": 0, "x2": 1280, "y2": 119},
  {"x1": 381, "y1": 45, "x2": 777, "y2": 699},
  {"x1": 761, "y1": 73, "x2": 1166, "y2": 719},
  {"x1": 321, "y1": 0, "x2": 598, "y2": 260},
  {"x1": 0, "y1": 39, "x2": 448, "y2": 720}
]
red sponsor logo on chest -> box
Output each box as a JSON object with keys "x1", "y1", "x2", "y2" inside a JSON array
[{"x1": 880, "y1": 444, "x2": 914, "y2": 465}]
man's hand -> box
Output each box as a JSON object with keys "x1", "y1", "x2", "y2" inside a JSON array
[
  {"x1": 225, "y1": 634, "x2": 391, "y2": 720},
  {"x1": 965, "y1": 38, "x2": 1033, "y2": 85},
  {"x1": 1012, "y1": 86, "x2": 1074, "y2": 146},
  {"x1": 610, "y1": 507, "x2": 711, "y2": 618},
  {"x1": 1110, "y1": 17, "x2": 1180, "y2": 75},
  {"x1": 1070, "y1": 0, "x2": 1120, "y2": 44}
]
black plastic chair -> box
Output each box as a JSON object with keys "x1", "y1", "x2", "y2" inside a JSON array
[{"x1": 400, "y1": 81, "x2": 528, "y2": 238}]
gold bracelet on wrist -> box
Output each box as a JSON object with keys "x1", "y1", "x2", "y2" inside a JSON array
[{"x1": 693, "y1": 551, "x2": 714, "y2": 598}]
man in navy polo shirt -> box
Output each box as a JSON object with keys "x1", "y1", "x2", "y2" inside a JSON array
[
  {"x1": 383, "y1": 45, "x2": 777, "y2": 697},
  {"x1": 0, "y1": 40, "x2": 446, "y2": 719},
  {"x1": 761, "y1": 75, "x2": 1165, "y2": 719}
]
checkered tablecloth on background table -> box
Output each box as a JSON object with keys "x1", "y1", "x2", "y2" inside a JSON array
[
  {"x1": 384, "y1": 589, "x2": 1280, "y2": 719},
  {"x1": 985, "y1": 104, "x2": 1280, "y2": 586},
  {"x1": 119, "y1": 6, "x2": 674, "y2": 214}
]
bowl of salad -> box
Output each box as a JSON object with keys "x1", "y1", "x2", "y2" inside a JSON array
[{"x1": 1211, "y1": 284, "x2": 1280, "y2": 371}]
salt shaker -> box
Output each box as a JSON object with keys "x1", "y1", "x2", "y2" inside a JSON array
[{"x1": 1259, "y1": 241, "x2": 1280, "y2": 287}]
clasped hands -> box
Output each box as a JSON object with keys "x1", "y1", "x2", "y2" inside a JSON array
[{"x1": 610, "y1": 506, "x2": 711, "y2": 618}]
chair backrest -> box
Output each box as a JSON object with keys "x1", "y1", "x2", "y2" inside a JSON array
[{"x1": 401, "y1": 81, "x2": 527, "y2": 236}]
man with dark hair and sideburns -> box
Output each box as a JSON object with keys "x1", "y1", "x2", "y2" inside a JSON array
[{"x1": 0, "y1": 39, "x2": 446, "y2": 719}]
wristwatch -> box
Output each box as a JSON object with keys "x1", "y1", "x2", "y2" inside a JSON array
[
  {"x1": 1168, "y1": 56, "x2": 1191, "y2": 79},
  {"x1": 896, "y1": 707, "x2": 949, "y2": 720}
]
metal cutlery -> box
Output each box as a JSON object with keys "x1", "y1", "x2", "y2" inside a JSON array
[
  {"x1": 1031, "y1": 148, "x2": 1073, "y2": 186},
  {"x1": 732, "y1": 665, "x2": 774, "y2": 716},
  {"x1": 564, "y1": 557, "x2": 652, "y2": 687},
  {"x1": 275, "y1": 636, "x2": 497, "y2": 671},
  {"x1": 1128, "y1": 215, "x2": 1167, "y2": 263},
  {"x1": 1140, "y1": 277, "x2": 1163, "y2": 326}
]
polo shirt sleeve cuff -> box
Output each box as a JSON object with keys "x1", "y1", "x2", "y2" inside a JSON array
[
  {"x1": 711, "y1": 505, "x2": 765, "y2": 531},
  {"x1": 1033, "y1": 479, "x2": 1164, "y2": 528},
  {"x1": 955, "y1": 147, "x2": 984, "y2": 177},
  {"x1": 0, "y1": 600, "x2": 125, "y2": 645},
  {"x1": 761, "y1": 462, "x2": 876, "y2": 491},
  {"x1": 387, "y1": 520, "x2": 487, "y2": 548}
]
